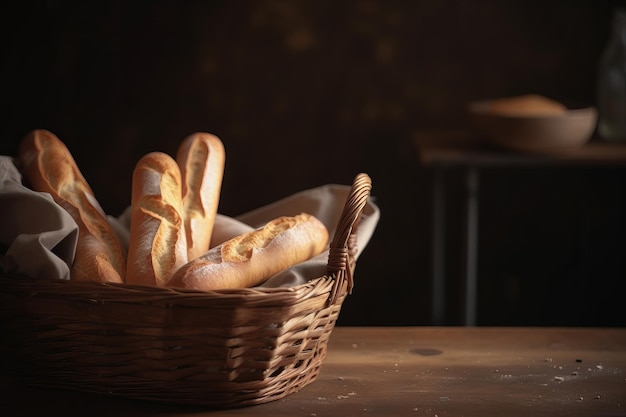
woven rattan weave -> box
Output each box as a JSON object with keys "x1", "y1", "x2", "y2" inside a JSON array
[{"x1": 0, "y1": 173, "x2": 372, "y2": 408}]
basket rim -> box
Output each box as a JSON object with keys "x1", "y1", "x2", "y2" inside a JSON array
[{"x1": 0, "y1": 272, "x2": 338, "y2": 304}]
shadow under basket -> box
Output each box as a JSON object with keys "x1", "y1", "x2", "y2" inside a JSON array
[{"x1": 0, "y1": 173, "x2": 372, "y2": 408}]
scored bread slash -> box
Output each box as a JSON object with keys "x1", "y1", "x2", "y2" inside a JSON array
[
  {"x1": 18, "y1": 129, "x2": 126, "y2": 283},
  {"x1": 126, "y1": 152, "x2": 188, "y2": 286},
  {"x1": 176, "y1": 132, "x2": 225, "y2": 260},
  {"x1": 165, "y1": 212, "x2": 329, "y2": 291}
]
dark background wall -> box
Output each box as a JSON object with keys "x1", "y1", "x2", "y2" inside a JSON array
[{"x1": 1, "y1": 0, "x2": 625, "y2": 326}]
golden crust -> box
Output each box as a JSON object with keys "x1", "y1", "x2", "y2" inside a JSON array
[
  {"x1": 166, "y1": 213, "x2": 329, "y2": 291},
  {"x1": 176, "y1": 132, "x2": 225, "y2": 259},
  {"x1": 126, "y1": 152, "x2": 188, "y2": 286},
  {"x1": 18, "y1": 129, "x2": 125, "y2": 283}
]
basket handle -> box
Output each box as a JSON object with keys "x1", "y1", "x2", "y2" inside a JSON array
[{"x1": 326, "y1": 173, "x2": 372, "y2": 306}]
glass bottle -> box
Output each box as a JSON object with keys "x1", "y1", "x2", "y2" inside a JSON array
[{"x1": 597, "y1": 9, "x2": 626, "y2": 141}]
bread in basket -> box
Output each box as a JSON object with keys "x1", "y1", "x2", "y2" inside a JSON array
[{"x1": 0, "y1": 173, "x2": 373, "y2": 408}]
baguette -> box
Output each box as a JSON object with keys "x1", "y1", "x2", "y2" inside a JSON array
[
  {"x1": 166, "y1": 212, "x2": 329, "y2": 291},
  {"x1": 126, "y1": 152, "x2": 188, "y2": 286},
  {"x1": 18, "y1": 129, "x2": 125, "y2": 283},
  {"x1": 176, "y1": 132, "x2": 225, "y2": 259}
]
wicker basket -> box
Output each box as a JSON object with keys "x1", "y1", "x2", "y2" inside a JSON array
[{"x1": 0, "y1": 173, "x2": 372, "y2": 408}]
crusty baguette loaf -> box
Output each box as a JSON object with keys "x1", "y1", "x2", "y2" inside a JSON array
[
  {"x1": 18, "y1": 129, "x2": 125, "y2": 283},
  {"x1": 165, "y1": 212, "x2": 329, "y2": 291},
  {"x1": 176, "y1": 132, "x2": 225, "y2": 259},
  {"x1": 126, "y1": 152, "x2": 188, "y2": 286}
]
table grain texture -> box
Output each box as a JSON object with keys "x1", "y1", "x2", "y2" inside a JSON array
[{"x1": 2, "y1": 327, "x2": 625, "y2": 416}]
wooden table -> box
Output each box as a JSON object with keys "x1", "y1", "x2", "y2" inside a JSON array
[
  {"x1": 2, "y1": 326, "x2": 625, "y2": 416},
  {"x1": 414, "y1": 131, "x2": 626, "y2": 326}
]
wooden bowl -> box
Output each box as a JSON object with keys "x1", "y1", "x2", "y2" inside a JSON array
[{"x1": 468, "y1": 98, "x2": 598, "y2": 153}]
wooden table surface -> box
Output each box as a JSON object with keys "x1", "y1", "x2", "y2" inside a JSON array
[
  {"x1": 3, "y1": 327, "x2": 625, "y2": 416},
  {"x1": 413, "y1": 130, "x2": 626, "y2": 166}
]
